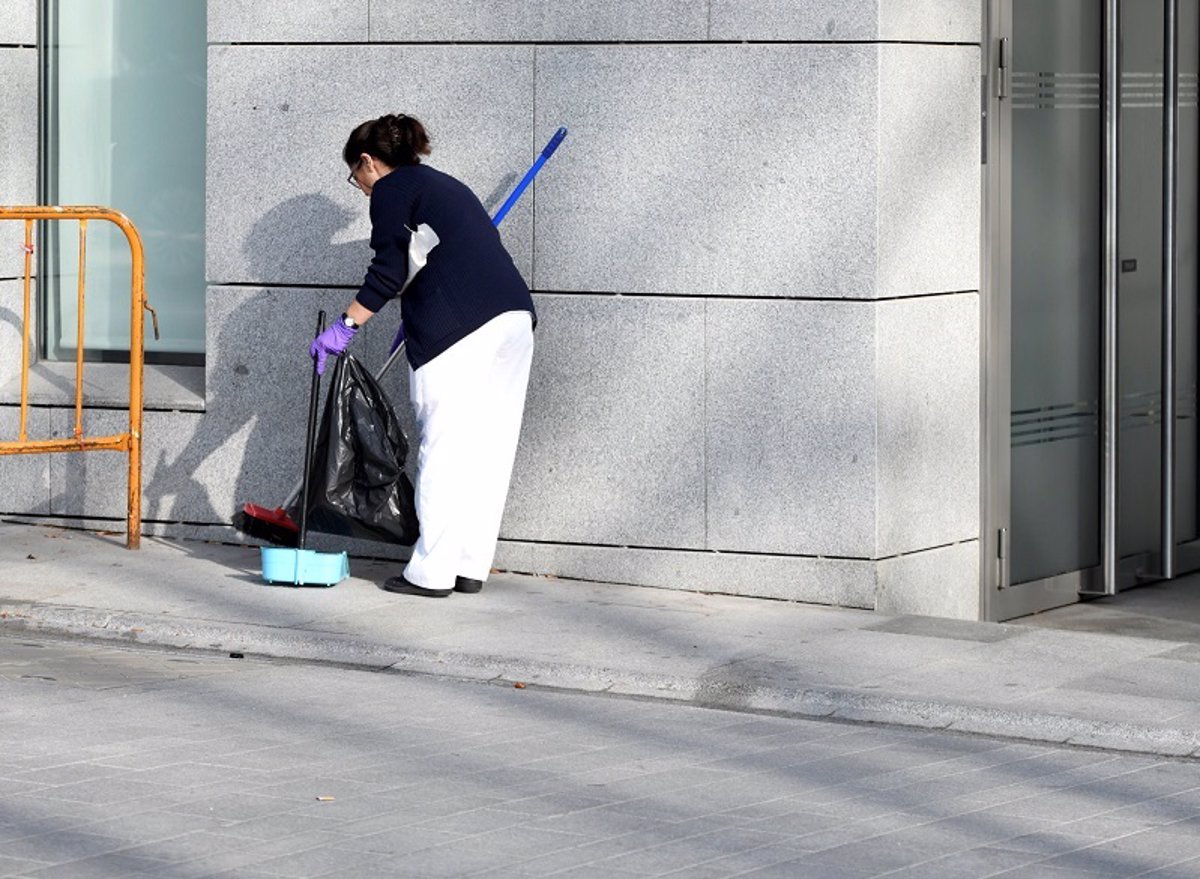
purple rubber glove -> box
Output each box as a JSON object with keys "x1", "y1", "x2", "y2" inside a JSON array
[
  {"x1": 309, "y1": 321, "x2": 358, "y2": 376},
  {"x1": 389, "y1": 322, "x2": 405, "y2": 355}
]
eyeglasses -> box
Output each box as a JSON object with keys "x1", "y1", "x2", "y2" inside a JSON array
[{"x1": 347, "y1": 159, "x2": 363, "y2": 190}]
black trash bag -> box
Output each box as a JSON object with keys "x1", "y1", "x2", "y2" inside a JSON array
[{"x1": 295, "y1": 353, "x2": 420, "y2": 546}]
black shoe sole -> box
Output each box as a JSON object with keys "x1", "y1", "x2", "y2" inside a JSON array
[
  {"x1": 454, "y1": 577, "x2": 484, "y2": 594},
  {"x1": 382, "y1": 577, "x2": 452, "y2": 597}
]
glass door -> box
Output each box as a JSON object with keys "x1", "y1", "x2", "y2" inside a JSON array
[
  {"x1": 1001, "y1": 0, "x2": 1105, "y2": 617},
  {"x1": 987, "y1": 0, "x2": 1200, "y2": 620}
]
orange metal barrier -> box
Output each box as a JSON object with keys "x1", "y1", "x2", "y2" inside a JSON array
[{"x1": 0, "y1": 206, "x2": 156, "y2": 549}]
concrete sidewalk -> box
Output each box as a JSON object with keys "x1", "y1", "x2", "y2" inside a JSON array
[{"x1": 2, "y1": 521, "x2": 1199, "y2": 758}]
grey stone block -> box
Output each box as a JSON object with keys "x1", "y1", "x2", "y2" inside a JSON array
[
  {"x1": 878, "y1": 0, "x2": 982, "y2": 43},
  {"x1": 494, "y1": 540, "x2": 876, "y2": 608},
  {"x1": 206, "y1": 45, "x2": 533, "y2": 288},
  {"x1": 709, "y1": 0, "x2": 879, "y2": 40},
  {"x1": 875, "y1": 540, "x2": 981, "y2": 620},
  {"x1": 0, "y1": 405, "x2": 51, "y2": 514},
  {"x1": 0, "y1": 0, "x2": 36, "y2": 44},
  {"x1": 502, "y1": 294, "x2": 706, "y2": 549},
  {"x1": 0, "y1": 49, "x2": 38, "y2": 280},
  {"x1": 876, "y1": 45, "x2": 981, "y2": 298},
  {"x1": 875, "y1": 293, "x2": 980, "y2": 555},
  {"x1": 534, "y1": 44, "x2": 981, "y2": 301},
  {"x1": 706, "y1": 299, "x2": 876, "y2": 557},
  {"x1": 710, "y1": 0, "x2": 980, "y2": 43},
  {"x1": 533, "y1": 45, "x2": 878, "y2": 298},
  {"x1": 369, "y1": 0, "x2": 707, "y2": 42},
  {"x1": 209, "y1": 0, "x2": 368, "y2": 43}
]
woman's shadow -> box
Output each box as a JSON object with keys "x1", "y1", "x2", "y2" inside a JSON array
[{"x1": 143, "y1": 193, "x2": 404, "y2": 536}]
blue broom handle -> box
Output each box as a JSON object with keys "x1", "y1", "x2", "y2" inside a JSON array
[{"x1": 492, "y1": 126, "x2": 568, "y2": 226}]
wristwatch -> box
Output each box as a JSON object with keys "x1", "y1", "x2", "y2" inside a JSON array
[{"x1": 340, "y1": 312, "x2": 360, "y2": 330}]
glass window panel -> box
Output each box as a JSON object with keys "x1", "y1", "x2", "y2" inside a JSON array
[{"x1": 42, "y1": 0, "x2": 206, "y2": 362}]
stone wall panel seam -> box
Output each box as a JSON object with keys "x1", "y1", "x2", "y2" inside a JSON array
[
  {"x1": 202, "y1": 40, "x2": 981, "y2": 48},
  {"x1": 205, "y1": 288, "x2": 983, "y2": 302},
  {"x1": 873, "y1": 298, "x2": 882, "y2": 559},
  {"x1": 495, "y1": 540, "x2": 877, "y2": 563},
  {"x1": 703, "y1": 298, "x2": 710, "y2": 550}
]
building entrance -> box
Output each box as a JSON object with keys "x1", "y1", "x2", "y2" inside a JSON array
[{"x1": 985, "y1": 0, "x2": 1200, "y2": 620}]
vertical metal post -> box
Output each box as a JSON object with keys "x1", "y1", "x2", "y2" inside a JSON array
[
  {"x1": 1102, "y1": 0, "x2": 1121, "y2": 595},
  {"x1": 74, "y1": 220, "x2": 87, "y2": 440},
  {"x1": 1161, "y1": 0, "x2": 1179, "y2": 579},
  {"x1": 119, "y1": 216, "x2": 145, "y2": 551},
  {"x1": 19, "y1": 220, "x2": 33, "y2": 443}
]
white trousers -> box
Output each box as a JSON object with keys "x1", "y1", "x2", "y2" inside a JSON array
[{"x1": 403, "y1": 310, "x2": 534, "y2": 591}]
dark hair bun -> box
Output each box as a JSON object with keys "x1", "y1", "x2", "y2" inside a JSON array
[{"x1": 343, "y1": 114, "x2": 432, "y2": 167}]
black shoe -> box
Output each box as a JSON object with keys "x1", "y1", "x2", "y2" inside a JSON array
[
  {"x1": 382, "y1": 576, "x2": 452, "y2": 598},
  {"x1": 454, "y1": 576, "x2": 484, "y2": 594}
]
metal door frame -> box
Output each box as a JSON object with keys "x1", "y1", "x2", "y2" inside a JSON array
[{"x1": 982, "y1": 0, "x2": 1188, "y2": 621}]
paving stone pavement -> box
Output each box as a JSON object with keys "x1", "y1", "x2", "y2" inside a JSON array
[{"x1": 5, "y1": 635, "x2": 1200, "y2": 878}]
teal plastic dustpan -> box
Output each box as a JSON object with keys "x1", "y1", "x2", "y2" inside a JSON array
[
  {"x1": 261, "y1": 546, "x2": 349, "y2": 587},
  {"x1": 258, "y1": 311, "x2": 350, "y2": 589}
]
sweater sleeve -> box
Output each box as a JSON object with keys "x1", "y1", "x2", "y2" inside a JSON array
[{"x1": 354, "y1": 183, "x2": 414, "y2": 313}]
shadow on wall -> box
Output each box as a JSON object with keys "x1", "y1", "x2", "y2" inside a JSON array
[
  {"x1": 0, "y1": 303, "x2": 29, "y2": 392},
  {"x1": 170, "y1": 193, "x2": 373, "y2": 527},
  {"x1": 239, "y1": 193, "x2": 369, "y2": 285}
]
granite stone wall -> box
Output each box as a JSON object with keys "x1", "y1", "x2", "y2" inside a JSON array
[{"x1": 5, "y1": 0, "x2": 986, "y2": 619}]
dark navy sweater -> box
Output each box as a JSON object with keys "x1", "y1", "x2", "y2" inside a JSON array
[{"x1": 354, "y1": 163, "x2": 535, "y2": 370}]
